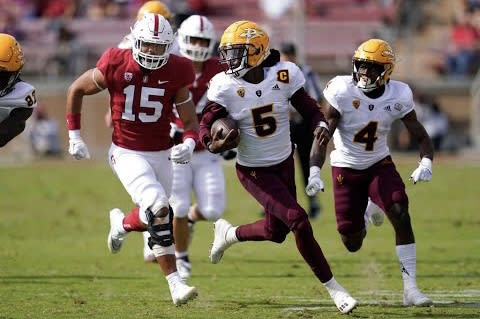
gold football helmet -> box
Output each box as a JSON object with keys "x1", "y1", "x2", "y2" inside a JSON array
[
  {"x1": 352, "y1": 38, "x2": 396, "y2": 92},
  {"x1": 136, "y1": 1, "x2": 172, "y2": 21},
  {"x1": 219, "y1": 20, "x2": 270, "y2": 78},
  {"x1": 0, "y1": 33, "x2": 24, "y2": 97}
]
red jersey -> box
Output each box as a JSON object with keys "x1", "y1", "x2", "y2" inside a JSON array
[{"x1": 97, "y1": 48, "x2": 195, "y2": 151}]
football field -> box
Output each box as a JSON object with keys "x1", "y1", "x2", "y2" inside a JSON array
[{"x1": 0, "y1": 156, "x2": 479, "y2": 319}]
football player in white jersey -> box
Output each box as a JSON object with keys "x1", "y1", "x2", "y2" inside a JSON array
[
  {"x1": 198, "y1": 20, "x2": 358, "y2": 314},
  {"x1": 0, "y1": 33, "x2": 37, "y2": 147},
  {"x1": 311, "y1": 39, "x2": 434, "y2": 307},
  {"x1": 164, "y1": 14, "x2": 229, "y2": 280}
]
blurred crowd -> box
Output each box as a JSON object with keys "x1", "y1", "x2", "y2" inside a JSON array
[
  {"x1": 0, "y1": 0, "x2": 473, "y2": 156},
  {"x1": 432, "y1": 0, "x2": 480, "y2": 78}
]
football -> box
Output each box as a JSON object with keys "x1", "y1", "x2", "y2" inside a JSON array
[{"x1": 211, "y1": 117, "x2": 240, "y2": 146}]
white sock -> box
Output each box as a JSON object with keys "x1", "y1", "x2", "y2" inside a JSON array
[
  {"x1": 226, "y1": 226, "x2": 239, "y2": 244},
  {"x1": 396, "y1": 243, "x2": 417, "y2": 291},
  {"x1": 175, "y1": 251, "x2": 188, "y2": 259},
  {"x1": 166, "y1": 272, "x2": 181, "y2": 285},
  {"x1": 323, "y1": 277, "x2": 346, "y2": 295}
]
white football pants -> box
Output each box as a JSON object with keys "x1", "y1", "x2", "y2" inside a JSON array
[{"x1": 170, "y1": 149, "x2": 226, "y2": 221}]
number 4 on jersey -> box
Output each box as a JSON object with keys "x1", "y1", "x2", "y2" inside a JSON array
[{"x1": 353, "y1": 121, "x2": 378, "y2": 151}]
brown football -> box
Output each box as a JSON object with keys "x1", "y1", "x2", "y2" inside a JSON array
[{"x1": 211, "y1": 117, "x2": 240, "y2": 146}]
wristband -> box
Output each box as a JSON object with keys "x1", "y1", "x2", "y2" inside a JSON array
[
  {"x1": 66, "y1": 113, "x2": 81, "y2": 130},
  {"x1": 317, "y1": 121, "x2": 329, "y2": 131},
  {"x1": 68, "y1": 129, "x2": 81, "y2": 139},
  {"x1": 309, "y1": 166, "x2": 321, "y2": 176},
  {"x1": 420, "y1": 157, "x2": 432, "y2": 171}
]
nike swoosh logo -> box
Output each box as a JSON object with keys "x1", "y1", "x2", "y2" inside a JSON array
[{"x1": 158, "y1": 80, "x2": 169, "y2": 84}]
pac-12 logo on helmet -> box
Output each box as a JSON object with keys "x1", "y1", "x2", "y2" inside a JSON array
[
  {"x1": 131, "y1": 13, "x2": 173, "y2": 70},
  {"x1": 218, "y1": 20, "x2": 270, "y2": 78}
]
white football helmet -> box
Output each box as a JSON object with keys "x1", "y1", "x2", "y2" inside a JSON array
[
  {"x1": 131, "y1": 13, "x2": 174, "y2": 70},
  {"x1": 177, "y1": 15, "x2": 216, "y2": 62}
]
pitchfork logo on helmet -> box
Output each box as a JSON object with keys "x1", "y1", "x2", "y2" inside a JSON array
[
  {"x1": 219, "y1": 20, "x2": 270, "y2": 78},
  {"x1": 0, "y1": 33, "x2": 24, "y2": 97},
  {"x1": 178, "y1": 15, "x2": 216, "y2": 62},
  {"x1": 352, "y1": 38, "x2": 396, "y2": 92},
  {"x1": 131, "y1": 13, "x2": 173, "y2": 70}
]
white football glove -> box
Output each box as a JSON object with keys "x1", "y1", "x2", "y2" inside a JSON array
[
  {"x1": 170, "y1": 138, "x2": 195, "y2": 164},
  {"x1": 68, "y1": 130, "x2": 90, "y2": 160},
  {"x1": 305, "y1": 166, "x2": 324, "y2": 196},
  {"x1": 409, "y1": 157, "x2": 432, "y2": 184}
]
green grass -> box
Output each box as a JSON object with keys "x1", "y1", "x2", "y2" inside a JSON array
[{"x1": 0, "y1": 158, "x2": 479, "y2": 319}]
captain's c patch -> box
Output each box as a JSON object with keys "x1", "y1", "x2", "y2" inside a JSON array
[{"x1": 277, "y1": 70, "x2": 289, "y2": 83}]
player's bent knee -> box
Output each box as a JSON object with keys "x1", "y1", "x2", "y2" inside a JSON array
[
  {"x1": 387, "y1": 203, "x2": 411, "y2": 225},
  {"x1": 341, "y1": 230, "x2": 366, "y2": 252},
  {"x1": 201, "y1": 207, "x2": 223, "y2": 221},
  {"x1": 146, "y1": 206, "x2": 174, "y2": 249},
  {"x1": 269, "y1": 231, "x2": 288, "y2": 243},
  {"x1": 171, "y1": 203, "x2": 189, "y2": 218}
]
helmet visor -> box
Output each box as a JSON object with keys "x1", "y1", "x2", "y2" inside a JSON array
[{"x1": 219, "y1": 45, "x2": 248, "y2": 71}]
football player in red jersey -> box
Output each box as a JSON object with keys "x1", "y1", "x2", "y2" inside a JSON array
[
  {"x1": 65, "y1": 14, "x2": 198, "y2": 305},
  {"x1": 0, "y1": 33, "x2": 37, "y2": 147},
  {"x1": 199, "y1": 20, "x2": 358, "y2": 314},
  {"x1": 162, "y1": 14, "x2": 231, "y2": 280}
]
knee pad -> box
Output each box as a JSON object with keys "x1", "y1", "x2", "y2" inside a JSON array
[
  {"x1": 146, "y1": 206, "x2": 174, "y2": 249},
  {"x1": 139, "y1": 193, "x2": 170, "y2": 224}
]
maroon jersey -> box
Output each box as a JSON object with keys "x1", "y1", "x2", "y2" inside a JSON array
[{"x1": 97, "y1": 48, "x2": 195, "y2": 151}]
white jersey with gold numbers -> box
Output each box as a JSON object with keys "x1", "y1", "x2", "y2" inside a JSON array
[
  {"x1": 207, "y1": 61, "x2": 305, "y2": 167},
  {"x1": 323, "y1": 75, "x2": 414, "y2": 170},
  {"x1": 0, "y1": 81, "x2": 37, "y2": 123}
]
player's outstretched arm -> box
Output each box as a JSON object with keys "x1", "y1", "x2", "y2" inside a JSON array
[{"x1": 65, "y1": 68, "x2": 106, "y2": 160}]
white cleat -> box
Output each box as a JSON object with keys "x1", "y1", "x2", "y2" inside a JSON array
[
  {"x1": 209, "y1": 219, "x2": 234, "y2": 264},
  {"x1": 176, "y1": 258, "x2": 192, "y2": 281},
  {"x1": 169, "y1": 281, "x2": 198, "y2": 306},
  {"x1": 403, "y1": 288, "x2": 433, "y2": 307},
  {"x1": 142, "y1": 231, "x2": 155, "y2": 262},
  {"x1": 365, "y1": 198, "x2": 384, "y2": 227},
  {"x1": 107, "y1": 208, "x2": 126, "y2": 254},
  {"x1": 330, "y1": 289, "x2": 358, "y2": 314}
]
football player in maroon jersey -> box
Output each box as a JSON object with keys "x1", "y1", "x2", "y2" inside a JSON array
[{"x1": 199, "y1": 20, "x2": 358, "y2": 314}]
